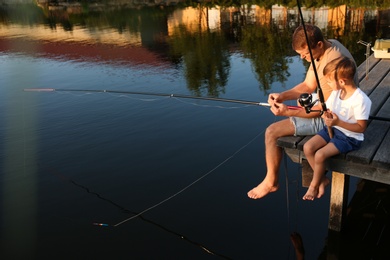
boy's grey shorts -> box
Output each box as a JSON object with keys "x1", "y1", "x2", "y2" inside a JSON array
[{"x1": 290, "y1": 117, "x2": 325, "y2": 136}]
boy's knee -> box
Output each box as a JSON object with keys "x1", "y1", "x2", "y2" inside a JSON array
[{"x1": 314, "y1": 150, "x2": 327, "y2": 163}]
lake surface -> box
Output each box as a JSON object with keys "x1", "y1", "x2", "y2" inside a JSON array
[{"x1": 0, "y1": 3, "x2": 389, "y2": 259}]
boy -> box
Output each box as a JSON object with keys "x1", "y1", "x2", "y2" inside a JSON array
[{"x1": 302, "y1": 56, "x2": 371, "y2": 200}]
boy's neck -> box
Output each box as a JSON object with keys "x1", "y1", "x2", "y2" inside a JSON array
[{"x1": 339, "y1": 84, "x2": 357, "y2": 100}]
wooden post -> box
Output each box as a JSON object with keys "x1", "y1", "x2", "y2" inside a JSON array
[
  {"x1": 301, "y1": 159, "x2": 312, "y2": 187},
  {"x1": 328, "y1": 171, "x2": 350, "y2": 231}
]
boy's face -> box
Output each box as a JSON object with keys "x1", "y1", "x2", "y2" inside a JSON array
[
  {"x1": 325, "y1": 74, "x2": 340, "y2": 91},
  {"x1": 295, "y1": 42, "x2": 323, "y2": 62}
]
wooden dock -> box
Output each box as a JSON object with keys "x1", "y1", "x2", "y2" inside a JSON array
[{"x1": 277, "y1": 54, "x2": 390, "y2": 232}]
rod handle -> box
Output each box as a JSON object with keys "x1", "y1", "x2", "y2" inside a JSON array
[{"x1": 326, "y1": 111, "x2": 334, "y2": 138}]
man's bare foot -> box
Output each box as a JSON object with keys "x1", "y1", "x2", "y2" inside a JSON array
[
  {"x1": 303, "y1": 186, "x2": 319, "y2": 201},
  {"x1": 247, "y1": 181, "x2": 279, "y2": 199},
  {"x1": 317, "y1": 177, "x2": 330, "y2": 198}
]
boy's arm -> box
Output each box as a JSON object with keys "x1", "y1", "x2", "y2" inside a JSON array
[
  {"x1": 325, "y1": 94, "x2": 371, "y2": 133},
  {"x1": 324, "y1": 113, "x2": 368, "y2": 133}
]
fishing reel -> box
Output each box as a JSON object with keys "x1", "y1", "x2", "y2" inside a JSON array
[{"x1": 298, "y1": 93, "x2": 320, "y2": 114}]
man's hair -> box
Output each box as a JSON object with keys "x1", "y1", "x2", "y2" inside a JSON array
[
  {"x1": 292, "y1": 24, "x2": 324, "y2": 50},
  {"x1": 323, "y1": 56, "x2": 356, "y2": 82}
]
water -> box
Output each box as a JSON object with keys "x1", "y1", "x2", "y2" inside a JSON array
[{"x1": 1, "y1": 3, "x2": 388, "y2": 259}]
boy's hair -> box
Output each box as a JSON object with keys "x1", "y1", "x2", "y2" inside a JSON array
[
  {"x1": 292, "y1": 24, "x2": 324, "y2": 50},
  {"x1": 323, "y1": 56, "x2": 356, "y2": 82}
]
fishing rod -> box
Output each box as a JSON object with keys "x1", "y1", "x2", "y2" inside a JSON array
[
  {"x1": 23, "y1": 88, "x2": 303, "y2": 110},
  {"x1": 296, "y1": 0, "x2": 334, "y2": 137},
  {"x1": 23, "y1": 88, "x2": 390, "y2": 122}
]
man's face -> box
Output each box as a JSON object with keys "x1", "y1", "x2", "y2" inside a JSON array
[{"x1": 295, "y1": 42, "x2": 322, "y2": 62}]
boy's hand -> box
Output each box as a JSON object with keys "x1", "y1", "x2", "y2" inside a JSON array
[{"x1": 323, "y1": 110, "x2": 338, "y2": 126}]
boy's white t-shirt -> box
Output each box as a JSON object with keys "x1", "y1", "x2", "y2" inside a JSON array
[{"x1": 326, "y1": 88, "x2": 372, "y2": 141}]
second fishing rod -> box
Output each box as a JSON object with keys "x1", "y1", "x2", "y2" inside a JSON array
[
  {"x1": 23, "y1": 88, "x2": 303, "y2": 110},
  {"x1": 23, "y1": 88, "x2": 390, "y2": 122}
]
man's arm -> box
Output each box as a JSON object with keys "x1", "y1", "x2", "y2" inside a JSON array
[
  {"x1": 271, "y1": 102, "x2": 323, "y2": 118},
  {"x1": 278, "y1": 67, "x2": 320, "y2": 102}
]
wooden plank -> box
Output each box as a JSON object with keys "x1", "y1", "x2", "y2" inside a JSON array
[
  {"x1": 367, "y1": 73, "x2": 390, "y2": 116},
  {"x1": 276, "y1": 136, "x2": 303, "y2": 149},
  {"x1": 376, "y1": 95, "x2": 390, "y2": 118},
  {"x1": 357, "y1": 55, "x2": 381, "y2": 82},
  {"x1": 346, "y1": 120, "x2": 390, "y2": 164},
  {"x1": 301, "y1": 159, "x2": 313, "y2": 187},
  {"x1": 372, "y1": 129, "x2": 390, "y2": 168},
  {"x1": 371, "y1": 99, "x2": 390, "y2": 168},
  {"x1": 296, "y1": 135, "x2": 313, "y2": 151},
  {"x1": 359, "y1": 59, "x2": 390, "y2": 96},
  {"x1": 283, "y1": 147, "x2": 302, "y2": 163},
  {"x1": 329, "y1": 172, "x2": 350, "y2": 231},
  {"x1": 326, "y1": 159, "x2": 390, "y2": 185}
]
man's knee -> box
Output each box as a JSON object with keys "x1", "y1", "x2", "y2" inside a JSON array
[{"x1": 266, "y1": 120, "x2": 295, "y2": 140}]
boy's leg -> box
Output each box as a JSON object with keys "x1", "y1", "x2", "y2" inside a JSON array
[
  {"x1": 303, "y1": 134, "x2": 328, "y2": 171},
  {"x1": 303, "y1": 142, "x2": 340, "y2": 200}
]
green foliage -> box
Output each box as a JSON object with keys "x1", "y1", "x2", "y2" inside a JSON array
[
  {"x1": 240, "y1": 24, "x2": 292, "y2": 92},
  {"x1": 0, "y1": 3, "x2": 45, "y2": 25},
  {"x1": 168, "y1": 26, "x2": 230, "y2": 96}
]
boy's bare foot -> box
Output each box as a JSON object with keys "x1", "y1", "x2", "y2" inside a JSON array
[
  {"x1": 318, "y1": 177, "x2": 330, "y2": 198},
  {"x1": 303, "y1": 186, "x2": 319, "y2": 201},
  {"x1": 247, "y1": 181, "x2": 279, "y2": 199}
]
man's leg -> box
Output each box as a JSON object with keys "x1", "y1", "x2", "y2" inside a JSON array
[{"x1": 247, "y1": 118, "x2": 295, "y2": 199}]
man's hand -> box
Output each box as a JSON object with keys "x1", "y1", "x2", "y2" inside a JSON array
[
  {"x1": 268, "y1": 93, "x2": 280, "y2": 105},
  {"x1": 270, "y1": 101, "x2": 290, "y2": 116}
]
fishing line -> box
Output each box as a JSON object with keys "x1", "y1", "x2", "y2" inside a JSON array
[
  {"x1": 113, "y1": 127, "x2": 266, "y2": 227},
  {"x1": 283, "y1": 154, "x2": 292, "y2": 259},
  {"x1": 42, "y1": 126, "x2": 268, "y2": 258},
  {"x1": 45, "y1": 165, "x2": 232, "y2": 260},
  {"x1": 283, "y1": 153, "x2": 302, "y2": 259}
]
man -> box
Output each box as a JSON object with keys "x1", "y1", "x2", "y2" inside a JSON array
[{"x1": 247, "y1": 24, "x2": 358, "y2": 199}]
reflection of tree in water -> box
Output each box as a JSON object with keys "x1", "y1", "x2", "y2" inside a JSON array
[
  {"x1": 168, "y1": 26, "x2": 230, "y2": 97},
  {"x1": 326, "y1": 25, "x2": 368, "y2": 65},
  {"x1": 0, "y1": 3, "x2": 45, "y2": 24},
  {"x1": 240, "y1": 24, "x2": 292, "y2": 93}
]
